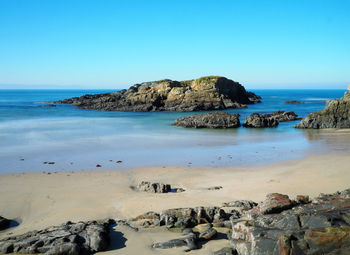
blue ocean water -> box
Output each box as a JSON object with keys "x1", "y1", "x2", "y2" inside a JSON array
[{"x1": 0, "y1": 89, "x2": 348, "y2": 174}]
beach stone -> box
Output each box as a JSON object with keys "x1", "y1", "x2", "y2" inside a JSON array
[
  {"x1": 296, "y1": 88, "x2": 350, "y2": 128},
  {"x1": 295, "y1": 195, "x2": 310, "y2": 204},
  {"x1": 172, "y1": 112, "x2": 240, "y2": 129},
  {"x1": 199, "y1": 227, "x2": 217, "y2": 240},
  {"x1": 243, "y1": 113, "x2": 279, "y2": 128},
  {"x1": 0, "y1": 216, "x2": 11, "y2": 230},
  {"x1": 137, "y1": 181, "x2": 171, "y2": 193},
  {"x1": 259, "y1": 193, "x2": 293, "y2": 214},
  {"x1": 56, "y1": 76, "x2": 261, "y2": 112},
  {"x1": 222, "y1": 200, "x2": 257, "y2": 209},
  {"x1": 0, "y1": 219, "x2": 113, "y2": 254},
  {"x1": 213, "y1": 247, "x2": 237, "y2": 255},
  {"x1": 208, "y1": 186, "x2": 223, "y2": 190}
]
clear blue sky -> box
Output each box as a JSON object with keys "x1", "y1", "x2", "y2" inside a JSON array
[{"x1": 0, "y1": 0, "x2": 349, "y2": 89}]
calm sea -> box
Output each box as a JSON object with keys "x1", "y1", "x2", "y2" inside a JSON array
[{"x1": 0, "y1": 89, "x2": 348, "y2": 174}]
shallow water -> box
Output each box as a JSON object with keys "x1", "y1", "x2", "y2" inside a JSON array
[{"x1": 0, "y1": 89, "x2": 348, "y2": 174}]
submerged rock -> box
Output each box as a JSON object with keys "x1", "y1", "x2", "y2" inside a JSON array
[
  {"x1": 296, "y1": 86, "x2": 350, "y2": 128},
  {"x1": 173, "y1": 112, "x2": 240, "y2": 128},
  {"x1": 264, "y1": 110, "x2": 302, "y2": 122},
  {"x1": 56, "y1": 76, "x2": 261, "y2": 112},
  {"x1": 285, "y1": 100, "x2": 304, "y2": 104},
  {"x1": 0, "y1": 219, "x2": 113, "y2": 254}
]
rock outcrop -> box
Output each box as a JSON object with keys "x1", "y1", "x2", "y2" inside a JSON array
[
  {"x1": 172, "y1": 112, "x2": 240, "y2": 128},
  {"x1": 56, "y1": 76, "x2": 261, "y2": 112},
  {"x1": 243, "y1": 113, "x2": 279, "y2": 128},
  {"x1": 229, "y1": 189, "x2": 350, "y2": 255},
  {"x1": 264, "y1": 111, "x2": 302, "y2": 122},
  {"x1": 296, "y1": 87, "x2": 350, "y2": 129},
  {"x1": 243, "y1": 111, "x2": 301, "y2": 128},
  {"x1": 0, "y1": 219, "x2": 114, "y2": 254}
]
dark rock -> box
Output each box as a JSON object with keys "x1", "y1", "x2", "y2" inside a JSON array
[
  {"x1": 153, "y1": 233, "x2": 198, "y2": 251},
  {"x1": 285, "y1": 100, "x2": 304, "y2": 104},
  {"x1": 48, "y1": 162, "x2": 55, "y2": 165},
  {"x1": 173, "y1": 112, "x2": 240, "y2": 129},
  {"x1": 96, "y1": 164, "x2": 102, "y2": 167},
  {"x1": 243, "y1": 113, "x2": 279, "y2": 128},
  {"x1": 137, "y1": 181, "x2": 171, "y2": 193},
  {"x1": 0, "y1": 219, "x2": 113, "y2": 254},
  {"x1": 116, "y1": 160, "x2": 122, "y2": 164},
  {"x1": 213, "y1": 247, "x2": 237, "y2": 255},
  {"x1": 56, "y1": 76, "x2": 261, "y2": 112},
  {"x1": 0, "y1": 216, "x2": 10, "y2": 230},
  {"x1": 44, "y1": 104, "x2": 57, "y2": 107},
  {"x1": 295, "y1": 195, "x2": 310, "y2": 204},
  {"x1": 208, "y1": 186, "x2": 223, "y2": 190},
  {"x1": 296, "y1": 87, "x2": 350, "y2": 128}
]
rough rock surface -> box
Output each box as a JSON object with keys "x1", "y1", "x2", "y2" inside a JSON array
[
  {"x1": 296, "y1": 87, "x2": 350, "y2": 128},
  {"x1": 172, "y1": 112, "x2": 240, "y2": 128},
  {"x1": 0, "y1": 216, "x2": 11, "y2": 231},
  {"x1": 0, "y1": 219, "x2": 113, "y2": 254},
  {"x1": 56, "y1": 76, "x2": 261, "y2": 112},
  {"x1": 264, "y1": 111, "x2": 302, "y2": 122},
  {"x1": 229, "y1": 189, "x2": 350, "y2": 255},
  {"x1": 243, "y1": 113, "x2": 279, "y2": 128},
  {"x1": 137, "y1": 181, "x2": 171, "y2": 193}
]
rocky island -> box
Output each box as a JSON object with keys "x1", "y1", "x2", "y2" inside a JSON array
[
  {"x1": 56, "y1": 76, "x2": 261, "y2": 112},
  {"x1": 296, "y1": 86, "x2": 350, "y2": 128},
  {"x1": 172, "y1": 112, "x2": 241, "y2": 128}
]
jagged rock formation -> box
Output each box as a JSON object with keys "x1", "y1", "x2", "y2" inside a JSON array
[
  {"x1": 137, "y1": 181, "x2": 171, "y2": 193},
  {"x1": 0, "y1": 219, "x2": 114, "y2": 254},
  {"x1": 296, "y1": 87, "x2": 350, "y2": 128},
  {"x1": 264, "y1": 111, "x2": 302, "y2": 122},
  {"x1": 172, "y1": 112, "x2": 241, "y2": 128},
  {"x1": 56, "y1": 76, "x2": 261, "y2": 112},
  {"x1": 285, "y1": 100, "x2": 304, "y2": 104}
]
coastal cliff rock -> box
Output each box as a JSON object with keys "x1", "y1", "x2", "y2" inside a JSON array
[
  {"x1": 0, "y1": 219, "x2": 113, "y2": 254},
  {"x1": 56, "y1": 76, "x2": 261, "y2": 112},
  {"x1": 172, "y1": 112, "x2": 240, "y2": 128},
  {"x1": 296, "y1": 86, "x2": 350, "y2": 129}
]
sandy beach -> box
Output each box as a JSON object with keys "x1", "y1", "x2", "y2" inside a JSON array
[{"x1": 1, "y1": 152, "x2": 350, "y2": 254}]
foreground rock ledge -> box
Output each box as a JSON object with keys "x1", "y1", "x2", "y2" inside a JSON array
[
  {"x1": 0, "y1": 219, "x2": 114, "y2": 254},
  {"x1": 56, "y1": 76, "x2": 261, "y2": 112},
  {"x1": 173, "y1": 112, "x2": 241, "y2": 128},
  {"x1": 296, "y1": 86, "x2": 350, "y2": 129}
]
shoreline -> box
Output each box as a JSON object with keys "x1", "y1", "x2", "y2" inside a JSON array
[{"x1": 1, "y1": 153, "x2": 350, "y2": 235}]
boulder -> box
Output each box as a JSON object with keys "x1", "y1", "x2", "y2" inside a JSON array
[
  {"x1": 213, "y1": 247, "x2": 237, "y2": 255},
  {"x1": 259, "y1": 193, "x2": 293, "y2": 214},
  {"x1": 0, "y1": 219, "x2": 113, "y2": 254},
  {"x1": 243, "y1": 113, "x2": 279, "y2": 128},
  {"x1": 296, "y1": 87, "x2": 350, "y2": 128},
  {"x1": 56, "y1": 76, "x2": 261, "y2": 112},
  {"x1": 172, "y1": 112, "x2": 240, "y2": 129},
  {"x1": 137, "y1": 181, "x2": 171, "y2": 193},
  {"x1": 0, "y1": 216, "x2": 11, "y2": 231}
]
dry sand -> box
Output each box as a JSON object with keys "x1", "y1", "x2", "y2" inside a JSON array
[{"x1": 1, "y1": 153, "x2": 350, "y2": 254}]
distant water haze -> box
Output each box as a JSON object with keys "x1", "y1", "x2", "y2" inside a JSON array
[{"x1": 0, "y1": 89, "x2": 349, "y2": 174}]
